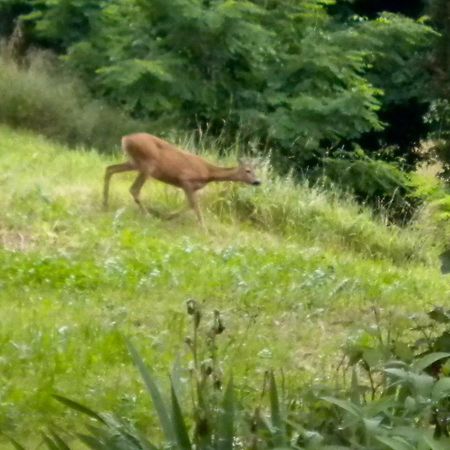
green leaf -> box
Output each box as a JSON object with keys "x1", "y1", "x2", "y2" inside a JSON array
[
  {"x1": 413, "y1": 352, "x2": 450, "y2": 372},
  {"x1": 375, "y1": 435, "x2": 415, "y2": 450},
  {"x1": 127, "y1": 340, "x2": 177, "y2": 447},
  {"x1": 363, "y1": 417, "x2": 382, "y2": 433},
  {"x1": 428, "y1": 307, "x2": 450, "y2": 323},
  {"x1": 384, "y1": 368, "x2": 435, "y2": 396},
  {"x1": 321, "y1": 397, "x2": 361, "y2": 418},
  {"x1": 431, "y1": 377, "x2": 450, "y2": 401},
  {"x1": 53, "y1": 395, "x2": 107, "y2": 425},
  {"x1": 439, "y1": 250, "x2": 450, "y2": 274},
  {"x1": 269, "y1": 371, "x2": 286, "y2": 447},
  {"x1": 170, "y1": 381, "x2": 191, "y2": 450},
  {"x1": 421, "y1": 433, "x2": 449, "y2": 450},
  {"x1": 216, "y1": 376, "x2": 235, "y2": 450},
  {"x1": 384, "y1": 368, "x2": 409, "y2": 380}
]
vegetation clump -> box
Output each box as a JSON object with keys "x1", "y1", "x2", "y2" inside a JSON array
[{"x1": 14, "y1": 302, "x2": 449, "y2": 450}]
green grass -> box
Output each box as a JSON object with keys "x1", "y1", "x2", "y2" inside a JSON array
[
  {"x1": 0, "y1": 48, "x2": 145, "y2": 150},
  {"x1": 0, "y1": 125, "x2": 447, "y2": 445}
]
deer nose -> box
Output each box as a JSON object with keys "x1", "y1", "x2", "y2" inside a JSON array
[{"x1": 252, "y1": 180, "x2": 261, "y2": 186}]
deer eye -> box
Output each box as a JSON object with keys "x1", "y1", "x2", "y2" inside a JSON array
[{"x1": 245, "y1": 169, "x2": 251, "y2": 173}]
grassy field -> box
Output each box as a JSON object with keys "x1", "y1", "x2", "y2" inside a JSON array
[{"x1": 0, "y1": 125, "x2": 448, "y2": 445}]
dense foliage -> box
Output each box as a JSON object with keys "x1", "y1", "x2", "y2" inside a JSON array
[
  {"x1": 427, "y1": 0, "x2": 450, "y2": 178},
  {"x1": 0, "y1": 2, "x2": 437, "y2": 157}
]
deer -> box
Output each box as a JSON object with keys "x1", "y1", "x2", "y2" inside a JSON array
[{"x1": 103, "y1": 133, "x2": 261, "y2": 227}]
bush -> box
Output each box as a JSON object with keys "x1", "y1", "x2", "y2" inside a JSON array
[
  {"x1": 0, "y1": 45, "x2": 146, "y2": 150},
  {"x1": 12, "y1": 303, "x2": 449, "y2": 449},
  {"x1": 322, "y1": 151, "x2": 417, "y2": 222}
]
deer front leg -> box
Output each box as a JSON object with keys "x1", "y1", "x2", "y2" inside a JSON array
[
  {"x1": 184, "y1": 188, "x2": 206, "y2": 229},
  {"x1": 129, "y1": 174, "x2": 164, "y2": 217},
  {"x1": 103, "y1": 162, "x2": 135, "y2": 209},
  {"x1": 129, "y1": 172, "x2": 148, "y2": 213}
]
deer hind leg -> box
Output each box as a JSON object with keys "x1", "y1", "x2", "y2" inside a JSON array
[
  {"x1": 129, "y1": 172, "x2": 148, "y2": 213},
  {"x1": 103, "y1": 162, "x2": 135, "y2": 209}
]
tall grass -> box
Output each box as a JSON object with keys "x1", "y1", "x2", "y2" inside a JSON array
[
  {"x1": 0, "y1": 125, "x2": 447, "y2": 442},
  {"x1": 168, "y1": 135, "x2": 437, "y2": 264},
  {"x1": 0, "y1": 45, "x2": 146, "y2": 150},
  {"x1": 207, "y1": 168, "x2": 430, "y2": 264}
]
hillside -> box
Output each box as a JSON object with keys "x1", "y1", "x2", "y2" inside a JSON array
[{"x1": 0, "y1": 125, "x2": 447, "y2": 439}]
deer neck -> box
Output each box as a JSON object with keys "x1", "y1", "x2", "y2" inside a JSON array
[{"x1": 207, "y1": 165, "x2": 240, "y2": 183}]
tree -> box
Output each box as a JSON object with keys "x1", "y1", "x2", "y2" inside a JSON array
[
  {"x1": 0, "y1": 0, "x2": 31, "y2": 37},
  {"x1": 427, "y1": 0, "x2": 450, "y2": 178},
  {"x1": 6, "y1": 0, "x2": 440, "y2": 179},
  {"x1": 429, "y1": 0, "x2": 450, "y2": 97},
  {"x1": 330, "y1": 0, "x2": 426, "y2": 20}
]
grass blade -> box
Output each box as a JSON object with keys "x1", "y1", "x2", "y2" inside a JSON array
[
  {"x1": 269, "y1": 371, "x2": 285, "y2": 447},
  {"x1": 2, "y1": 433, "x2": 27, "y2": 450},
  {"x1": 41, "y1": 433, "x2": 62, "y2": 450},
  {"x1": 170, "y1": 381, "x2": 192, "y2": 449},
  {"x1": 134, "y1": 429, "x2": 160, "y2": 450},
  {"x1": 84, "y1": 414, "x2": 159, "y2": 450},
  {"x1": 127, "y1": 339, "x2": 177, "y2": 447},
  {"x1": 76, "y1": 434, "x2": 108, "y2": 450},
  {"x1": 84, "y1": 424, "x2": 112, "y2": 441},
  {"x1": 216, "y1": 376, "x2": 235, "y2": 450},
  {"x1": 48, "y1": 430, "x2": 71, "y2": 450},
  {"x1": 350, "y1": 367, "x2": 360, "y2": 405},
  {"x1": 53, "y1": 395, "x2": 107, "y2": 424}
]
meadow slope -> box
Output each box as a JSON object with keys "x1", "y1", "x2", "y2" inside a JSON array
[{"x1": 0, "y1": 125, "x2": 448, "y2": 441}]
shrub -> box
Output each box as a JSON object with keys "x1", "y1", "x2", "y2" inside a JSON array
[
  {"x1": 322, "y1": 151, "x2": 417, "y2": 222},
  {"x1": 9, "y1": 302, "x2": 448, "y2": 450},
  {"x1": 0, "y1": 45, "x2": 146, "y2": 150}
]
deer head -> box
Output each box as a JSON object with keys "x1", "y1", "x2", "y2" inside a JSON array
[{"x1": 237, "y1": 158, "x2": 261, "y2": 186}]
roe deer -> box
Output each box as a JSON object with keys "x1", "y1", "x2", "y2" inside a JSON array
[{"x1": 103, "y1": 133, "x2": 261, "y2": 227}]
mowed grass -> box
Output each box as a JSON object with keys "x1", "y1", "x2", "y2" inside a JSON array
[{"x1": 0, "y1": 125, "x2": 448, "y2": 442}]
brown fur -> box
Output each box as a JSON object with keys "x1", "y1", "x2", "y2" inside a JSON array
[{"x1": 103, "y1": 133, "x2": 260, "y2": 227}]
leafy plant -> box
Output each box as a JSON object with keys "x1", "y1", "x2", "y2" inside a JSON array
[
  {"x1": 35, "y1": 302, "x2": 233, "y2": 449},
  {"x1": 26, "y1": 301, "x2": 297, "y2": 449},
  {"x1": 322, "y1": 150, "x2": 416, "y2": 222},
  {"x1": 8, "y1": 302, "x2": 449, "y2": 450},
  {"x1": 333, "y1": 307, "x2": 450, "y2": 445}
]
